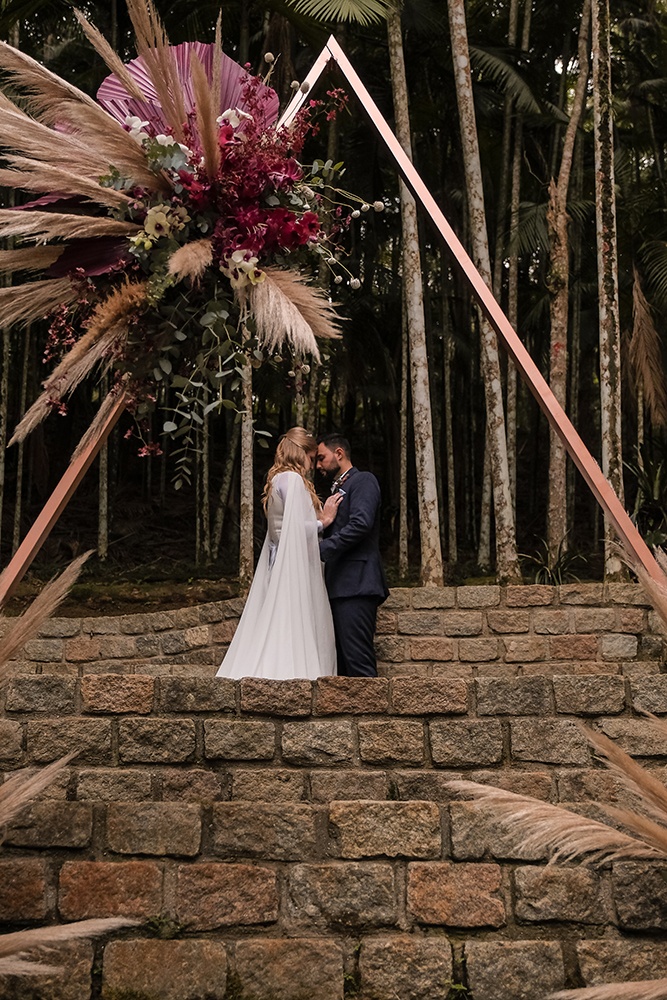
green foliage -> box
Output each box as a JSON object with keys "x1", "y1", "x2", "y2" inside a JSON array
[
  {"x1": 285, "y1": 0, "x2": 396, "y2": 26},
  {"x1": 627, "y1": 446, "x2": 667, "y2": 547},
  {"x1": 144, "y1": 915, "x2": 186, "y2": 939},
  {"x1": 520, "y1": 538, "x2": 587, "y2": 585}
]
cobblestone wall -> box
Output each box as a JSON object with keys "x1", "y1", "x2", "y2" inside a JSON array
[
  {"x1": 3, "y1": 655, "x2": 667, "y2": 999},
  {"x1": 12, "y1": 582, "x2": 666, "y2": 677}
]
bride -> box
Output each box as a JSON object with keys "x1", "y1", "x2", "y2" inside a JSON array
[{"x1": 216, "y1": 426, "x2": 341, "y2": 680}]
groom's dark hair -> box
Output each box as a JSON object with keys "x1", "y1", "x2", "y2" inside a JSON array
[{"x1": 319, "y1": 433, "x2": 351, "y2": 458}]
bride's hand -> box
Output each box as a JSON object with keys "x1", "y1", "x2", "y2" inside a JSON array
[{"x1": 320, "y1": 493, "x2": 343, "y2": 528}]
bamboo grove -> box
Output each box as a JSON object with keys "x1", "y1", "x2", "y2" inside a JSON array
[{"x1": 0, "y1": 0, "x2": 666, "y2": 589}]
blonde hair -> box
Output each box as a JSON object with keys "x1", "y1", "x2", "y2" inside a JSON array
[{"x1": 262, "y1": 426, "x2": 321, "y2": 515}]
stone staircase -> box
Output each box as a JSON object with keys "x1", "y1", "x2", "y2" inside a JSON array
[{"x1": 1, "y1": 587, "x2": 667, "y2": 1000}]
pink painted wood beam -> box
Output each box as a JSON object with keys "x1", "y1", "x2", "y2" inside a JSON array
[
  {"x1": 281, "y1": 35, "x2": 661, "y2": 582},
  {"x1": 0, "y1": 393, "x2": 127, "y2": 606}
]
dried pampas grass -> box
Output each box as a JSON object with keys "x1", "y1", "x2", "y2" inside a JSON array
[
  {"x1": 73, "y1": 9, "x2": 146, "y2": 102},
  {"x1": 126, "y1": 0, "x2": 187, "y2": 141},
  {"x1": 550, "y1": 980, "x2": 667, "y2": 1000},
  {"x1": 190, "y1": 51, "x2": 220, "y2": 176},
  {"x1": 0, "y1": 209, "x2": 139, "y2": 243},
  {"x1": 168, "y1": 239, "x2": 212, "y2": 281},
  {"x1": 0, "y1": 279, "x2": 77, "y2": 330},
  {"x1": 0, "y1": 161, "x2": 134, "y2": 209},
  {"x1": 630, "y1": 266, "x2": 667, "y2": 425},
  {"x1": 239, "y1": 266, "x2": 341, "y2": 359},
  {"x1": 0, "y1": 917, "x2": 137, "y2": 978},
  {"x1": 0, "y1": 755, "x2": 76, "y2": 834},
  {"x1": 71, "y1": 386, "x2": 127, "y2": 463},
  {"x1": 0, "y1": 246, "x2": 63, "y2": 276}
]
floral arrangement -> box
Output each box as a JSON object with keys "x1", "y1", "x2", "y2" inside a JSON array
[{"x1": 0, "y1": 0, "x2": 382, "y2": 469}]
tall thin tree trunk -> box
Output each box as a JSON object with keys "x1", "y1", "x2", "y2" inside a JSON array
[
  {"x1": 546, "y1": 0, "x2": 591, "y2": 565},
  {"x1": 307, "y1": 358, "x2": 320, "y2": 436},
  {"x1": 387, "y1": 8, "x2": 443, "y2": 586},
  {"x1": 592, "y1": 0, "x2": 625, "y2": 578},
  {"x1": 201, "y1": 389, "x2": 211, "y2": 564},
  {"x1": 98, "y1": 373, "x2": 109, "y2": 562},
  {"x1": 442, "y1": 279, "x2": 457, "y2": 564},
  {"x1": 12, "y1": 325, "x2": 29, "y2": 556},
  {"x1": 447, "y1": 0, "x2": 521, "y2": 582},
  {"x1": 239, "y1": 0, "x2": 250, "y2": 65},
  {"x1": 239, "y1": 334, "x2": 254, "y2": 593},
  {"x1": 399, "y1": 300, "x2": 409, "y2": 578},
  {"x1": 492, "y1": 0, "x2": 520, "y2": 300},
  {"x1": 567, "y1": 134, "x2": 584, "y2": 531},
  {"x1": 0, "y1": 325, "x2": 11, "y2": 557},
  {"x1": 477, "y1": 428, "x2": 492, "y2": 572},
  {"x1": 213, "y1": 419, "x2": 241, "y2": 560}
]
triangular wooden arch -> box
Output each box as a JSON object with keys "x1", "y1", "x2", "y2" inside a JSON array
[{"x1": 0, "y1": 36, "x2": 660, "y2": 603}]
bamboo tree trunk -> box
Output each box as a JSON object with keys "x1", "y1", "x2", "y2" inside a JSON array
[
  {"x1": 387, "y1": 8, "x2": 443, "y2": 586},
  {"x1": 592, "y1": 0, "x2": 625, "y2": 578},
  {"x1": 201, "y1": 389, "x2": 211, "y2": 564},
  {"x1": 213, "y1": 419, "x2": 241, "y2": 560},
  {"x1": 98, "y1": 374, "x2": 109, "y2": 562},
  {"x1": 12, "y1": 325, "x2": 29, "y2": 555},
  {"x1": 546, "y1": 0, "x2": 591, "y2": 565},
  {"x1": 0, "y1": 325, "x2": 11, "y2": 556},
  {"x1": 239, "y1": 335, "x2": 254, "y2": 593},
  {"x1": 442, "y1": 280, "x2": 457, "y2": 564},
  {"x1": 307, "y1": 358, "x2": 320, "y2": 436},
  {"x1": 567, "y1": 135, "x2": 584, "y2": 531},
  {"x1": 399, "y1": 301, "x2": 409, "y2": 578},
  {"x1": 447, "y1": 0, "x2": 521, "y2": 582},
  {"x1": 492, "y1": 0, "x2": 520, "y2": 300},
  {"x1": 477, "y1": 428, "x2": 492, "y2": 572}
]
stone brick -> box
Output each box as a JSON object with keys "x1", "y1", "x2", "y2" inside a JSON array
[
  {"x1": 106, "y1": 802, "x2": 201, "y2": 856},
  {"x1": 440, "y1": 611, "x2": 483, "y2": 636},
  {"x1": 161, "y1": 627, "x2": 209, "y2": 655},
  {"x1": 5, "y1": 801, "x2": 92, "y2": 848},
  {"x1": 468, "y1": 769, "x2": 552, "y2": 800},
  {"x1": 38, "y1": 618, "x2": 81, "y2": 638},
  {"x1": 631, "y1": 675, "x2": 667, "y2": 713},
  {"x1": 14, "y1": 766, "x2": 70, "y2": 800},
  {"x1": 204, "y1": 720, "x2": 273, "y2": 763},
  {"x1": 287, "y1": 862, "x2": 396, "y2": 928},
  {"x1": 383, "y1": 588, "x2": 412, "y2": 610},
  {"x1": 514, "y1": 866, "x2": 608, "y2": 923},
  {"x1": 397, "y1": 612, "x2": 444, "y2": 635},
  {"x1": 503, "y1": 636, "x2": 548, "y2": 662},
  {"x1": 119, "y1": 613, "x2": 153, "y2": 634},
  {"x1": 550, "y1": 634, "x2": 598, "y2": 660},
  {"x1": 23, "y1": 638, "x2": 63, "y2": 662},
  {"x1": 27, "y1": 719, "x2": 111, "y2": 764},
  {"x1": 601, "y1": 633, "x2": 638, "y2": 659},
  {"x1": 477, "y1": 663, "x2": 519, "y2": 676},
  {"x1": 119, "y1": 718, "x2": 196, "y2": 762},
  {"x1": 616, "y1": 607, "x2": 646, "y2": 632},
  {"x1": 533, "y1": 610, "x2": 571, "y2": 634},
  {"x1": 391, "y1": 677, "x2": 468, "y2": 715},
  {"x1": 476, "y1": 676, "x2": 552, "y2": 715},
  {"x1": 577, "y1": 939, "x2": 667, "y2": 985},
  {"x1": 430, "y1": 720, "x2": 503, "y2": 767},
  {"x1": 407, "y1": 862, "x2": 505, "y2": 927},
  {"x1": 76, "y1": 769, "x2": 152, "y2": 801},
  {"x1": 81, "y1": 674, "x2": 154, "y2": 713},
  {"x1": 282, "y1": 721, "x2": 352, "y2": 765},
  {"x1": 511, "y1": 720, "x2": 589, "y2": 764},
  {"x1": 410, "y1": 638, "x2": 454, "y2": 661},
  {"x1": 160, "y1": 676, "x2": 235, "y2": 712},
  {"x1": 82, "y1": 616, "x2": 122, "y2": 634},
  {"x1": 412, "y1": 587, "x2": 457, "y2": 609},
  {"x1": 198, "y1": 601, "x2": 227, "y2": 623},
  {"x1": 597, "y1": 718, "x2": 667, "y2": 756},
  {"x1": 0, "y1": 859, "x2": 47, "y2": 920},
  {"x1": 358, "y1": 721, "x2": 425, "y2": 765},
  {"x1": 59, "y1": 860, "x2": 162, "y2": 919},
  {"x1": 102, "y1": 939, "x2": 227, "y2": 1000},
  {"x1": 465, "y1": 941, "x2": 565, "y2": 1000},
  {"x1": 553, "y1": 673, "x2": 625, "y2": 714},
  {"x1": 97, "y1": 635, "x2": 137, "y2": 660},
  {"x1": 487, "y1": 610, "x2": 530, "y2": 633},
  {"x1": 174, "y1": 862, "x2": 278, "y2": 928},
  {"x1": 211, "y1": 802, "x2": 319, "y2": 860},
  {"x1": 613, "y1": 862, "x2": 667, "y2": 929},
  {"x1": 0, "y1": 720, "x2": 24, "y2": 764},
  {"x1": 5, "y1": 676, "x2": 75, "y2": 712},
  {"x1": 556, "y1": 768, "x2": 625, "y2": 803},
  {"x1": 507, "y1": 585, "x2": 556, "y2": 606},
  {"x1": 573, "y1": 608, "x2": 615, "y2": 632},
  {"x1": 172, "y1": 608, "x2": 205, "y2": 628},
  {"x1": 393, "y1": 770, "x2": 461, "y2": 802},
  {"x1": 241, "y1": 677, "x2": 312, "y2": 715},
  {"x1": 232, "y1": 768, "x2": 306, "y2": 802},
  {"x1": 359, "y1": 936, "x2": 453, "y2": 1000},
  {"x1": 457, "y1": 585, "x2": 500, "y2": 608},
  {"x1": 450, "y1": 801, "x2": 546, "y2": 861},
  {"x1": 315, "y1": 677, "x2": 389, "y2": 715},
  {"x1": 310, "y1": 770, "x2": 388, "y2": 802},
  {"x1": 0, "y1": 942, "x2": 93, "y2": 1000},
  {"x1": 376, "y1": 609, "x2": 397, "y2": 633},
  {"x1": 606, "y1": 582, "x2": 650, "y2": 605},
  {"x1": 426, "y1": 662, "x2": 472, "y2": 677},
  {"x1": 330, "y1": 800, "x2": 441, "y2": 858},
  {"x1": 374, "y1": 637, "x2": 407, "y2": 662},
  {"x1": 458, "y1": 638, "x2": 499, "y2": 661},
  {"x1": 212, "y1": 620, "x2": 238, "y2": 643},
  {"x1": 560, "y1": 583, "x2": 604, "y2": 604},
  {"x1": 234, "y1": 939, "x2": 343, "y2": 1000},
  {"x1": 641, "y1": 635, "x2": 665, "y2": 660},
  {"x1": 162, "y1": 768, "x2": 224, "y2": 802}
]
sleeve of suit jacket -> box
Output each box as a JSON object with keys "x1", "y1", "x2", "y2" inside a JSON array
[{"x1": 319, "y1": 472, "x2": 380, "y2": 563}]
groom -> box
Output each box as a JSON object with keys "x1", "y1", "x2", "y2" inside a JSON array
[{"x1": 317, "y1": 434, "x2": 389, "y2": 677}]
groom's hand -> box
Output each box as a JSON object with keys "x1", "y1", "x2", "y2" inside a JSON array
[{"x1": 320, "y1": 493, "x2": 343, "y2": 529}]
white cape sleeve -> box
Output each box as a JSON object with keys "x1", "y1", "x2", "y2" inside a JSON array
[{"x1": 216, "y1": 471, "x2": 336, "y2": 679}]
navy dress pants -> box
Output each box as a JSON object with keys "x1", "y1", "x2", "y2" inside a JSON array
[{"x1": 330, "y1": 596, "x2": 379, "y2": 677}]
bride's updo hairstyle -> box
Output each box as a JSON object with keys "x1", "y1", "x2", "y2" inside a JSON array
[{"x1": 262, "y1": 426, "x2": 321, "y2": 514}]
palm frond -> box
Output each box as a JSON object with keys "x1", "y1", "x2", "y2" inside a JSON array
[
  {"x1": 508, "y1": 201, "x2": 549, "y2": 257},
  {"x1": 629, "y1": 266, "x2": 667, "y2": 425},
  {"x1": 469, "y1": 45, "x2": 541, "y2": 115},
  {"x1": 285, "y1": 0, "x2": 395, "y2": 26},
  {"x1": 638, "y1": 240, "x2": 667, "y2": 314},
  {"x1": 447, "y1": 780, "x2": 666, "y2": 864},
  {"x1": 550, "y1": 980, "x2": 667, "y2": 1000}
]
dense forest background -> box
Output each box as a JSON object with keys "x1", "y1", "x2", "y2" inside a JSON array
[{"x1": 1, "y1": 0, "x2": 666, "y2": 595}]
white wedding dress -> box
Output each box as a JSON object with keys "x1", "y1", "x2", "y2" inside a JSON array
[{"x1": 216, "y1": 470, "x2": 336, "y2": 679}]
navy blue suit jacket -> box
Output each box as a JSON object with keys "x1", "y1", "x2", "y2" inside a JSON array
[{"x1": 319, "y1": 467, "x2": 389, "y2": 602}]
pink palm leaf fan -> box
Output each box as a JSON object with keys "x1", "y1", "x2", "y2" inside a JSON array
[{"x1": 0, "y1": 0, "x2": 343, "y2": 465}]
